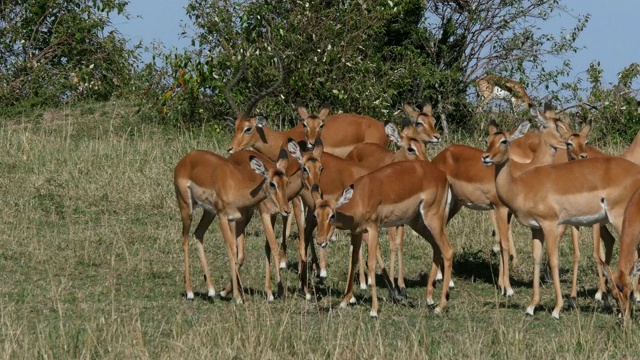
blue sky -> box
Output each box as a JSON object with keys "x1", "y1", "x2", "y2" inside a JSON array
[{"x1": 114, "y1": 1, "x2": 638, "y2": 88}]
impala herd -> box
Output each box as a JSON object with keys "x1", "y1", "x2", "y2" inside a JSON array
[{"x1": 173, "y1": 68, "x2": 640, "y2": 322}]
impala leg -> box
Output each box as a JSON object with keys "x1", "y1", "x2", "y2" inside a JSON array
[
  {"x1": 290, "y1": 196, "x2": 305, "y2": 271},
  {"x1": 388, "y1": 227, "x2": 397, "y2": 291},
  {"x1": 341, "y1": 233, "x2": 363, "y2": 308},
  {"x1": 598, "y1": 224, "x2": 617, "y2": 304},
  {"x1": 413, "y1": 212, "x2": 454, "y2": 314},
  {"x1": 592, "y1": 224, "x2": 605, "y2": 301},
  {"x1": 507, "y1": 212, "x2": 518, "y2": 267},
  {"x1": 527, "y1": 228, "x2": 544, "y2": 316},
  {"x1": 256, "y1": 211, "x2": 281, "y2": 301},
  {"x1": 177, "y1": 193, "x2": 196, "y2": 299},
  {"x1": 279, "y1": 206, "x2": 293, "y2": 269},
  {"x1": 300, "y1": 210, "x2": 316, "y2": 300},
  {"x1": 568, "y1": 226, "x2": 580, "y2": 305},
  {"x1": 366, "y1": 226, "x2": 380, "y2": 318},
  {"x1": 488, "y1": 209, "x2": 500, "y2": 253},
  {"x1": 396, "y1": 226, "x2": 407, "y2": 295},
  {"x1": 222, "y1": 214, "x2": 250, "y2": 298},
  {"x1": 543, "y1": 224, "x2": 564, "y2": 319},
  {"x1": 495, "y1": 206, "x2": 513, "y2": 296},
  {"x1": 358, "y1": 236, "x2": 367, "y2": 289},
  {"x1": 220, "y1": 218, "x2": 243, "y2": 303},
  {"x1": 192, "y1": 210, "x2": 216, "y2": 299}
]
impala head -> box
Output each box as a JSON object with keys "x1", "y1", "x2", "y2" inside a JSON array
[
  {"x1": 481, "y1": 121, "x2": 531, "y2": 166},
  {"x1": 288, "y1": 137, "x2": 324, "y2": 190},
  {"x1": 401, "y1": 102, "x2": 441, "y2": 143},
  {"x1": 250, "y1": 149, "x2": 291, "y2": 216},
  {"x1": 311, "y1": 184, "x2": 353, "y2": 248},
  {"x1": 297, "y1": 105, "x2": 331, "y2": 150},
  {"x1": 225, "y1": 51, "x2": 283, "y2": 154},
  {"x1": 385, "y1": 121, "x2": 427, "y2": 161},
  {"x1": 564, "y1": 124, "x2": 591, "y2": 161},
  {"x1": 603, "y1": 260, "x2": 640, "y2": 320}
]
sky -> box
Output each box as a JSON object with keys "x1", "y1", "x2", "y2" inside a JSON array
[{"x1": 114, "y1": 1, "x2": 639, "y2": 89}]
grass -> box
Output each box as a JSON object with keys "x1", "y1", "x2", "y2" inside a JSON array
[{"x1": 0, "y1": 100, "x2": 638, "y2": 359}]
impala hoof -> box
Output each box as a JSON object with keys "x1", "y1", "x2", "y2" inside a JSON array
[
  {"x1": 349, "y1": 296, "x2": 357, "y2": 304},
  {"x1": 186, "y1": 291, "x2": 195, "y2": 300},
  {"x1": 235, "y1": 298, "x2": 244, "y2": 305},
  {"x1": 207, "y1": 289, "x2": 216, "y2": 298},
  {"x1": 305, "y1": 293, "x2": 312, "y2": 301},
  {"x1": 503, "y1": 288, "x2": 514, "y2": 297},
  {"x1": 267, "y1": 294, "x2": 275, "y2": 302},
  {"x1": 340, "y1": 301, "x2": 349, "y2": 309},
  {"x1": 436, "y1": 271, "x2": 443, "y2": 281},
  {"x1": 360, "y1": 283, "x2": 367, "y2": 290},
  {"x1": 552, "y1": 310, "x2": 561, "y2": 320},
  {"x1": 319, "y1": 269, "x2": 328, "y2": 278},
  {"x1": 279, "y1": 261, "x2": 287, "y2": 269},
  {"x1": 219, "y1": 289, "x2": 228, "y2": 298},
  {"x1": 434, "y1": 307, "x2": 443, "y2": 315},
  {"x1": 369, "y1": 310, "x2": 378, "y2": 318},
  {"x1": 594, "y1": 291, "x2": 603, "y2": 302},
  {"x1": 426, "y1": 297, "x2": 435, "y2": 306},
  {"x1": 448, "y1": 280, "x2": 455, "y2": 289},
  {"x1": 526, "y1": 306, "x2": 535, "y2": 316}
]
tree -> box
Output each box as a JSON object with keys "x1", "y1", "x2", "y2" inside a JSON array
[
  {"x1": 0, "y1": 0, "x2": 138, "y2": 110},
  {"x1": 144, "y1": 0, "x2": 588, "y2": 134}
]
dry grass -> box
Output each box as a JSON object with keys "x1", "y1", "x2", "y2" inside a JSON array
[{"x1": 0, "y1": 101, "x2": 638, "y2": 359}]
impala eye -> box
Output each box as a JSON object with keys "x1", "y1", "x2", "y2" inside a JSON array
[
  {"x1": 302, "y1": 122, "x2": 308, "y2": 128},
  {"x1": 407, "y1": 146, "x2": 416, "y2": 154},
  {"x1": 319, "y1": 167, "x2": 324, "y2": 173},
  {"x1": 500, "y1": 139, "x2": 508, "y2": 145},
  {"x1": 269, "y1": 182, "x2": 277, "y2": 190},
  {"x1": 303, "y1": 167, "x2": 309, "y2": 175},
  {"x1": 329, "y1": 213, "x2": 336, "y2": 223},
  {"x1": 319, "y1": 123, "x2": 324, "y2": 129},
  {"x1": 416, "y1": 121, "x2": 425, "y2": 128},
  {"x1": 566, "y1": 142, "x2": 573, "y2": 148},
  {"x1": 243, "y1": 127, "x2": 253, "y2": 134}
]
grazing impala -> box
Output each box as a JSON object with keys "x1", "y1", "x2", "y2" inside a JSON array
[
  {"x1": 482, "y1": 121, "x2": 640, "y2": 319},
  {"x1": 174, "y1": 149, "x2": 291, "y2": 303},
  {"x1": 604, "y1": 187, "x2": 640, "y2": 320},
  {"x1": 311, "y1": 159, "x2": 453, "y2": 318},
  {"x1": 475, "y1": 75, "x2": 533, "y2": 113}
]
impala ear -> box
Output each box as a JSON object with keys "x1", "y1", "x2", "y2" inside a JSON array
[
  {"x1": 276, "y1": 149, "x2": 289, "y2": 172},
  {"x1": 419, "y1": 101, "x2": 433, "y2": 116},
  {"x1": 384, "y1": 121, "x2": 401, "y2": 144},
  {"x1": 402, "y1": 103, "x2": 419, "y2": 120},
  {"x1": 249, "y1": 156, "x2": 268, "y2": 177},
  {"x1": 312, "y1": 137, "x2": 324, "y2": 159},
  {"x1": 311, "y1": 184, "x2": 323, "y2": 203},
  {"x1": 336, "y1": 185, "x2": 354, "y2": 208},
  {"x1": 255, "y1": 116, "x2": 267, "y2": 127},
  {"x1": 487, "y1": 121, "x2": 499, "y2": 135},
  {"x1": 580, "y1": 123, "x2": 591, "y2": 138},
  {"x1": 510, "y1": 121, "x2": 531, "y2": 141},
  {"x1": 318, "y1": 104, "x2": 330, "y2": 120},
  {"x1": 296, "y1": 105, "x2": 310, "y2": 120},
  {"x1": 287, "y1": 138, "x2": 303, "y2": 165}
]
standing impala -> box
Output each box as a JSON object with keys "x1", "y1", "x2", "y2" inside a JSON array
[
  {"x1": 174, "y1": 149, "x2": 291, "y2": 303},
  {"x1": 482, "y1": 121, "x2": 640, "y2": 319},
  {"x1": 475, "y1": 75, "x2": 533, "y2": 113},
  {"x1": 311, "y1": 159, "x2": 453, "y2": 318}
]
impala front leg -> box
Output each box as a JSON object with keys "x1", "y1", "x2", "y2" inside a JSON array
[
  {"x1": 341, "y1": 232, "x2": 363, "y2": 309},
  {"x1": 220, "y1": 218, "x2": 243, "y2": 303},
  {"x1": 366, "y1": 225, "x2": 380, "y2": 318}
]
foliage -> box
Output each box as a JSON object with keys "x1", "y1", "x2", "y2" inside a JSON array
[
  {"x1": 140, "y1": 0, "x2": 589, "y2": 134},
  {"x1": 0, "y1": 0, "x2": 139, "y2": 113}
]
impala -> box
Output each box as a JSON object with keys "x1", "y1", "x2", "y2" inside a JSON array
[
  {"x1": 475, "y1": 75, "x2": 533, "y2": 113},
  {"x1": 482, "y1": 121, "x2": 640, "y2": 319},
  {"x1": 311, "y1": 159, "x2": 453, "y2": 317},
  {"x1": 344, "y1": 121, "x2": 430, "y2": 295},
  {"x1": 296, "y1": 105, "x2": 388, "y2": 157},
  {"x1": 399, "y1": 102, "x2": 441, "y2": 143},
  {"x1": 604, "y1": 187, "x2": 640, "y2": 320},
  {"x1": 174, "y1": 149, "x2": 291, "y2": 303}
]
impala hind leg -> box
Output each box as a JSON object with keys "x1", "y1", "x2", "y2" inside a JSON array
[
  {"x1": 595, "y1": 224, "x2": 616, "y2": 302},
  {"x1": 568, "y1": 225, "x2": 580, "y2": 308},
  {"x1": 299, "y1": 210, "x2": 316, "y2": 300},
  {"x1": 220, "y1": 218, "x2": 243, "y2": 303},
  {"x1": 542, "y1": 224, "x2": 564, "y2": 319},
  {"x1": 412, "y1": 215, "x2": 454, "y2": 314},
  {"x1": 366, "y1": 226, "x2": 380, "y2": 317},
  {"x1": 527, "y1": 228, "x2": 544, "y2": 316},
  {"x1": 389, "y1": 226, "x2": 407, "y2": 297},
  {"x1": 259, "y1": 212, "x2": 283, "y2": 301},
  {"x1": 192, "y1": 210, "x2": 217, "y2": 299}
]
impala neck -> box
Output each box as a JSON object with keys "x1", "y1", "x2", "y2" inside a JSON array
[{"x1": 253, "y1": 125, "x2": 305, "y2": 162}]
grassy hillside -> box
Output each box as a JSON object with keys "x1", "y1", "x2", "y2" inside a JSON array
[{"x1": 0, "y1": 101, "x2": 637, "y2": 359}]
